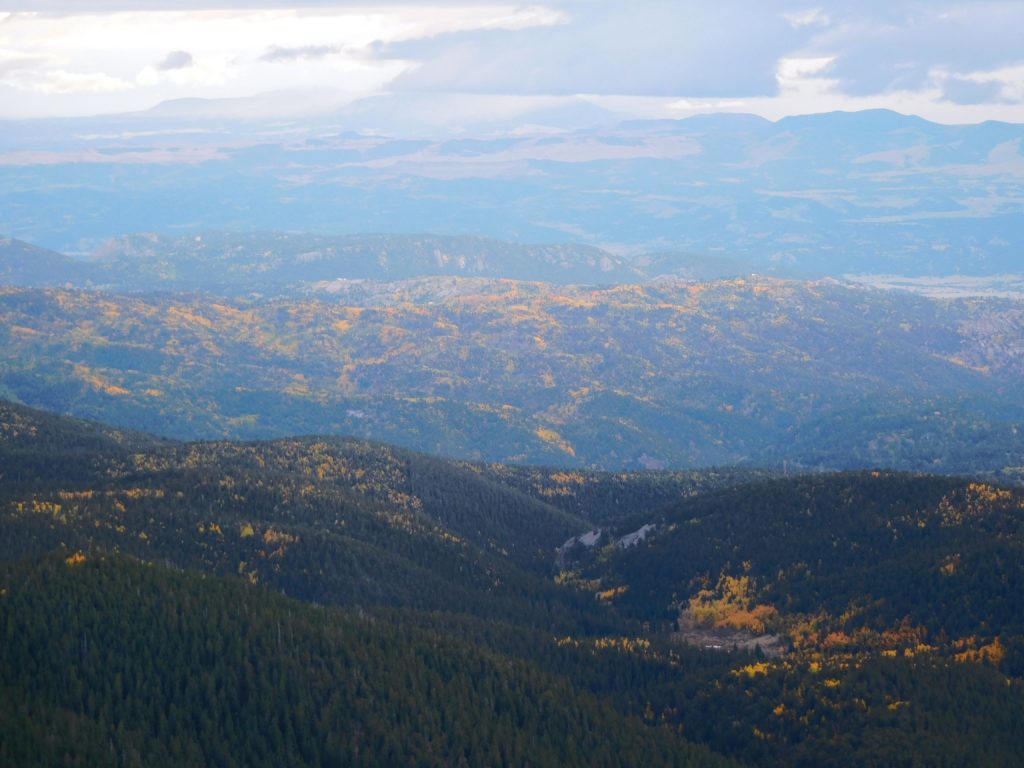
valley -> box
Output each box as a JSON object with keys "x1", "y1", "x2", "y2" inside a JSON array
[{"x1": 4, "y1": 3, "x2": 1024, "y2": 763}]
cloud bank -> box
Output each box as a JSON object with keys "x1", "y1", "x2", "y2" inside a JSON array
[{"x1": 0, "y1": 1, "x2": 1021, "y2": 122}]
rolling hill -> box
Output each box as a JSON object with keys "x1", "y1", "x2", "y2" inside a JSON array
[
  {"x1": 0, "y1": 232, "x2": 647, "y2": 293},
  {"x1": 0, "y1": 276, "x2": 1021, "y2": 474},
  {"x1": 2, "y1": 401, "x2": 1024, "y2": 766},
  {"x1": 0, "y1": 398, "x2": 603, "y2": 629}
]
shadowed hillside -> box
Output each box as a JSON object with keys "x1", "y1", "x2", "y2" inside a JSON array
[{"x1": 2, "y1": 402, "x2": 1024, "y2": 766}]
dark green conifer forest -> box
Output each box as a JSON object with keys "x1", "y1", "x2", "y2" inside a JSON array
[{"x1": 2, "y1": 400, "x2": 1023, "y2": 766}]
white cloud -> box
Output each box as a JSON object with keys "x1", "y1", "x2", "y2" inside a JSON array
[
  {"x1": 0, "y1": 5, "x2": 570, "y2": 116},
  {"x1": 26, "y1": 69, "x2": 131, "y2": 94},
  {"x1": 0, "y1": 46, "x2": 131, "y2": 94},
  {"x1": 777, "y1": 56, "x2": 834, "y2": 81},
  {"x1": 0, "y1": 47, "x2": 49, "y2": 75},
  {"x1": 935, "y1": 63, "x2": 1024, "y2": 106},
  {"x1": 783, "y1": 9, "x2": 830, "y2": 29},
  {"x1": 477, "y1": 4, "x2": 568, "y2": 31}
]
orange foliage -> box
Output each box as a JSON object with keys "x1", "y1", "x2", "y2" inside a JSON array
[
  {"x1": 954, "y1": 636, "x2": 1006, "y2": 665},
  {"x1": 687, "y1": 573, "x2": 778, "y2": 633},
  {"x1": 596, "y1": 585, "x2": 629, "y2": 601},
  {"x1": 167, "y1": 305, "x2": 213, "y2": 329},
  {"x1": 823, "y1": 631, "x2": 853, "y2": 648},
  {"x1": 734, "y1": 662, "x2": 771, "y2": 678},
  {"x1": 534, "y1": 426, "x2": 576, "y2": 456},
  {"x1": 73, "y1": 364, "x2": 130, "y2": 396}
]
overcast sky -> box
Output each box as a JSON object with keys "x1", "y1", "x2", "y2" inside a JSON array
[{"x1": 2, "y1": 1, "x2": 1023, "y2": 123}]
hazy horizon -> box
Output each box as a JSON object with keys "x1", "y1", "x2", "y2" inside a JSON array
[
  {"x1": 3, "y1": 3, "x2": 1023, "y2": 269},
  {"x1": 2, "y1": 1, "x2": 1023, "y2": 125}
]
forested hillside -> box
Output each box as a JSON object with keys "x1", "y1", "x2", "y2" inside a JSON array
[
  {"x1": 565, "y1": 472, "x2": 1024, "y2": 650},
  {"x1": 2, "y1": 276, "x2": 1022, "y2": 474},
  {"x1": 0, "y1": 400, "x2": 604, "y2": 629},
  {"x1": 0, "y1": 232, "x2": 644, "y2": 291},
  {"x1": 0, "y1": 553, "x2": 728, "y2": 768},
  {"x1": 2, "y1": 401, "x2": 1024, "y2": 766}
]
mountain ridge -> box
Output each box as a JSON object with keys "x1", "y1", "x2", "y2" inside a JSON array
[{"x1": 1, "y1": 230, "x2": 771, "y2": 291}]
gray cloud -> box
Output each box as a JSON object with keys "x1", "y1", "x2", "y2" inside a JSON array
[
  {"x1": 380, "y1": 1, "x2": 1024, "y2": 109},
  {"x1": 260, "y1": 45, "x2": 341, "y2": 63},
  {"x1": 156, "y1": 50, "x2": 194, "y2": 71},
  {"x1": 387, "y1": 1, "x2": 803, "y2": 97},
  {"x1": 942, "y1": 77, "x2": 1013, "y2": 106},
  {"x1": 803, "y1": 3, "x2": 1024, "y2": 96},
  {"x1": 380, "y1": 1, "x2": 1024, "y2": 103}
]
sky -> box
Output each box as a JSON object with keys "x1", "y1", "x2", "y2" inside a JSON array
[{"x1": 2, "y1": 1, "x2": 1024, "y2": 124}]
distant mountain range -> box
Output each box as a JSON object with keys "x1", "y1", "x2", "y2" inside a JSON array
[{"x1": 2, "y1": 108, "x2": 1021, "y2": 275}]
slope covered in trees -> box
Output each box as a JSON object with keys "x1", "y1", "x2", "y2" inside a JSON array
[
  {"x1": 0, "y1": 553, "x2": 728, "y2": 768},
  {"x1": 0, "y1": 232, "x2": 645, "y2": 292},
  {"x1": 565, "y1": 472, "x2": 1024, "y2": 657},
  {"x1": 1, "y1": 276, "x2": 1022, "y2": 475},
  {"x1": 0, "y1": 400, "x2": 607, "y2": 629},
  {"x1": 3, "y1": 402, "x2": 1024, "y2": 766}
]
